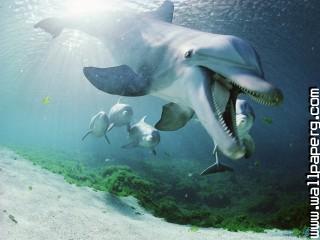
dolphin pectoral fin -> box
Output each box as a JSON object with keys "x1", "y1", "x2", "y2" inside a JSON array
[
  {"x1": 82, "y1": 131, "x2": 92, "y2": 141},
  {"x1": 121, "y1": 141, "x2": 138, "y2": 149},
  {"x1": 200, "y1": 163, "x2": 234, "y2": 175},
  {"x1": 242, "y1": 134, "x2": 255, "y2": 159},
  {"x1": 126, "y1": 123, "x2": 131, "y2": 132},
  {"x1": 146, "y1": 1, "x2": 174, "y2": 23},
  {"x1": 107, "y1": 123, "x2": 115, "y2": 132},
  {"x1": 34, "y1": 18, "x2": 64, "y2": 38},
  {"x1": 83, "y1": 65, "x2": 149, "y2": 97},
  {"x1": 104, "y1": 131, "x2": 111, "y2": 144},
  {"x1": 155, "y1": 103, "x2": 194, "y2": 131}
]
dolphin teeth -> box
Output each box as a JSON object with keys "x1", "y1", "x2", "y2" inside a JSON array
[{"x1": 229, "y1": 79, "x2": 279, "y2": 106}]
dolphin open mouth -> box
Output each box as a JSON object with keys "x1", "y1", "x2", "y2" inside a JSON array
[
  {"x1": 210, "y1": 72, "x2": 240, "y2": 149},
  {"x1": 206, "y1": 68, "x2": 283, "y2": 158}
]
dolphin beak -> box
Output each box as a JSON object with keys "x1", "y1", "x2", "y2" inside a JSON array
[
  {"x1": 196, "y1": 57, "x2": 283, "y2": 106},
  {"x1": 192, "y1": 35, "x2": 283, "y2": 106},
  {"x1": 218, "y1": 66, "x2": 283, "y2": 106}
]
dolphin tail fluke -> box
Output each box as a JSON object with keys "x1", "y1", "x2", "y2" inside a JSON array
[
  {"x1": 200, "y1": 163, "x2": 234, "y2": 175},
  {"x1": 82, "y1": 131, "x2": 92, "y2": 141},
  {"x1": 34, "y1": 18, "x2": 64, "y2": 38}
]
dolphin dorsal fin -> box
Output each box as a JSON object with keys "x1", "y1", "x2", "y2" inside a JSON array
[
  {"x1": 140, "y1": 116, "x2": 147, "y2": 123},
  {"x1": 117, "y1": 97, "x2": 122, "y2": 104},
  {"x1": 147, "y1": 1, "x2": 174, "y2": 23}
]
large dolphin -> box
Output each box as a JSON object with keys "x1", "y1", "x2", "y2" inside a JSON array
[{"x1": 35, "y1": 1, "x2": 283, "y2": 172}]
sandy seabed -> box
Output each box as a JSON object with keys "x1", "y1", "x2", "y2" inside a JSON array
[{"x1": 0, "y1": 147, "x2": 307, "y2": 240}]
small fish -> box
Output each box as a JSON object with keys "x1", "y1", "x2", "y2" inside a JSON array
[
  {"x1": 28, "y1": 186, "x2": 32, "y2": 191},
  {"x1": 104, "y1": 158, "x2": 114, "y2": 163},
  {"x1": 184, "y1": 193, "x2": 189, "y2": 198},
  {"x1": 254, "y1": 160, "x2": 260, "y2": 167},
  {"x1": 289, "y1": 143, "x2": 293, "y2": 148},
  {"x1": 188, "y1": 173, "x2": 193, "y2": 177},
  {"x1": 262, "y1": 116, "x2": 273, "y2": 125},
  {"x1": 42, "y1": 96, "x2": 51, "y2": 105}
]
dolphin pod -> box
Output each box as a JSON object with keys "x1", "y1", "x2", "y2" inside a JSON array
[
  {"x1": 82, "y1": 101, "x2": 160, "y2": 155},
  {"x1": 35, "y1": 1, "x2": 283, "y2": 174}
]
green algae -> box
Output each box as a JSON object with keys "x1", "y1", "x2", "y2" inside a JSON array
[{"x1": 10, "y1": 146, "x2": 308, "y2": 234}]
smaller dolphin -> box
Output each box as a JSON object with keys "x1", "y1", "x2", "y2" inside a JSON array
[
  {"x1": 201, "y1": 99, "x2": 255, "y2": 175},
  {"x1": 107, "y1": 98, "x2": 133, "y2": 132},
  {"x1": 122, "y1": 116, "x2": 160, "y2": 155},
  {"x1": 82, "y1": 111, "x2": 110, "y2": 144},
  {"x1": 236, "y1": 99, "x2": 255, "y2": 158}
]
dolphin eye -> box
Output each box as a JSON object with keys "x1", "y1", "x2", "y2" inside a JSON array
[{"x1": 184, "y1": 50, "x2": 193, "y2": 59}]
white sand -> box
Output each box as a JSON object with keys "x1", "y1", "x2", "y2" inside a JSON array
[{"x1": 0, "y1": 147, "x2": 306, "y2": 240}]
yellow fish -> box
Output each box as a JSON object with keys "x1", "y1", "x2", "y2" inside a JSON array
[{"x1": 42, "y1": 96, "x2": 51, "y2": 105}]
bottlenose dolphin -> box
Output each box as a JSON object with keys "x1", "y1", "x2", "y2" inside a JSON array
[
  {"x1": 123, "y1": 116, "x2": 160, "y2": 155},
  {"x1": 35, "y1": 1, "x2": 283, "y2": 172},
  {"x1": 201, "y1": 99, "x2": 255, "y2": 175},
  {"x1": 107, "y1": 98, "x2": 133, "y2": 132},
  {"x1": 236, "y1": 99, "x2": 255, "y2": 158},
  {"x1": 82, "y1": 111, "x2": 110, "y2": 144}
]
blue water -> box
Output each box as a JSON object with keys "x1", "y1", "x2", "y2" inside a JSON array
[{"x1": 0, "y1": 0, "x2": 318, "y2": 172}]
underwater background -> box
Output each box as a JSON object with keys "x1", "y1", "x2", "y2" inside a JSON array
[{"x1": 0, "y1": 0, "x2": 319, "y2": 235}]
